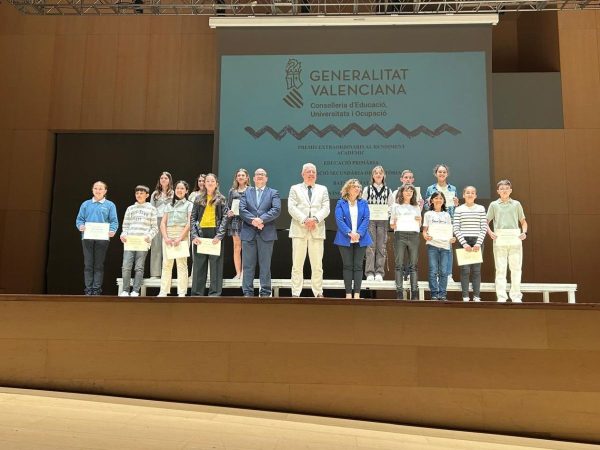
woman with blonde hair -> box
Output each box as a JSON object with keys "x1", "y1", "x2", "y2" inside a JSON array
[{"x1": 334, "y1": 179, "x2": 372, "y2": 299}]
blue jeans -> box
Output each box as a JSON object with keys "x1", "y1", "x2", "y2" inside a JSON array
[
  {"x1": 427, "y1": 245, "x2": 450, "y2": 299},
  {"x1": 122, "y1": 250, "x2": 148, "y2": 294}
]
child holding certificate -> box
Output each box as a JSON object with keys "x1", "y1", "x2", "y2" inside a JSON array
[
  {"x1": 191, "y1": 173, "x2": 229, "y2": 296},
  {"x1": 119, "y1": 185, "x2": 158, "y2": 297},
  {"x1": 390, "y1": 184, "x2": 421, "y2": 300},
  {"x1": 150, "y1": 172, "x2": 174, "y2": 278},
  {"x1": 424, "y1": 164, "x2": 459, "y2": 282},
  {"x1": 487, "y1": 179, "x2": 528, "y2": 302},
  {"x1": 453, "y1": 186, "x2": 487, "y2": 302},
  {"x1": 158, "y1": 180, "x2": 193, "y2": 297},
  {"x1": 226, "y1": 169, "x2": 250, "y2": 280},
  {"x1": 362, "y1": 166, "x2": 393, "y2": 282},
  {"x1": 75, "y1": 181, "x2": 119, "y2": 295},
  {"x1": 423, "y1": 192, "x2": 456, "y2": 300}
]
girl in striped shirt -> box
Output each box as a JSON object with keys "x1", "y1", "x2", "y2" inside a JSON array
[{"x1": 453, "y1": 186, "x2": 487, "y2": 301}]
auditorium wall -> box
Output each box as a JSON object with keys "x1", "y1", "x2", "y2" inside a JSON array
[{"x1": 0, "y1": 5, "x2": 599, "y2": 300}]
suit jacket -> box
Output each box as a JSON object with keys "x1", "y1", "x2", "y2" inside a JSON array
[
  {"x1": 288, "y1": 183, "x2": 330, "y2": 239},
  {"x1": 239, "y1": 186, "x2": 281, "y2": 242},
  {"x1": 333, "y1": 198, "x2": 372, "y2": 247}
]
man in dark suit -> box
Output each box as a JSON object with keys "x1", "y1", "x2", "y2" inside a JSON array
[{"x1": 239, "y1": 168, "x2": 282, "y2": 297}]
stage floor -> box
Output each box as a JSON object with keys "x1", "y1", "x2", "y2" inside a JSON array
[{"x1": 0, "y1": 387, "x2": 594, "y2": 450}]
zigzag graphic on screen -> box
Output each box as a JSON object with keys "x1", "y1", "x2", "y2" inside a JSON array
[{"x1": 244, "y1": 123, "x2": 462, "y2": 141}]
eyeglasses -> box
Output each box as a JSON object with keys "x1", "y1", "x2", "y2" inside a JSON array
[{"x1": 255, "y1": 172, "x2": 267, "y2": 176}]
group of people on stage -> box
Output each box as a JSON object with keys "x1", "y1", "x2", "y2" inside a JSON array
[{"x1": 75, "y1": 162, "x2": 528, "y2": 302}]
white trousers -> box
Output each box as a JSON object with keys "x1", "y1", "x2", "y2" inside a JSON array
[
  {"x1": 291, "y1": 237, "x2": 324, "y2": 297},
  {"x1": 493, "y1": 241, "x2": 523, "y2": 302}
]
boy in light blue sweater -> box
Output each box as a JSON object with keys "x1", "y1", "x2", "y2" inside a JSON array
[{"x1": 75, "y1": 181, "x2": 119, "y2": 295}]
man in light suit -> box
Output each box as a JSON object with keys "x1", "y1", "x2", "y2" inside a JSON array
[
  {"x1": 239, "y1": 168, "x2": 281, "y2": 297},
  {"x1": 288, "y1": 163, "x2": 331, "y2": 297}
]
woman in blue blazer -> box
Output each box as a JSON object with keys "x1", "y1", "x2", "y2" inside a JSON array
[{"x1": 334, "y1": 179, "x2": 373, "y2": 299}]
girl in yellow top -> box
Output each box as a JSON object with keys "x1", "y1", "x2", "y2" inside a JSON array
[{"x1": 190, "y1": 173, "x2": 229, "y2": 296}]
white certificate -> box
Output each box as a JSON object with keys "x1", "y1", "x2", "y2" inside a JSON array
[
  {"x1": 83, "y1": 222, "x2": 109, "y2": 240},
  {"x1": 495, "y1": 229, "x2": 521, "y2": 246},
  {"x1": 196, "y1": 238, "x2": 222, "y2": 256},
  {"x1": 395, "y1": 215, "x2": 420, "y2": 232},
  {"x1": 456, "y1": 248, "x2": 483, "y2": 266},
  {"x1": 428, "y1": 223, "x2": 453, "y2": 241},
  {"x1": 231, "y1": 199, "x2": 240, "y2": 216},
  {"x1": 164, "y1": 241, "x2": 190, "y2": 259},
  {"x1": 414, "y1": 186, "x2": 422, "y2": 202},
  {"x1": 369, "y1": 204, "x2": 389, "y2": 221},
  {"x1": 442, "y1": 191, "x2": 455, "y2": 206},
  {"x1": 123, "y1": 235, "x2": 150, "y2": 252}
]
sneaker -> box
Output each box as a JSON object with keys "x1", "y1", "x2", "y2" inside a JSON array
[
  {"x1": 130, "y1": 291, "x2": 140, "y2": 297},
  {"x1": 463, "y1": 297, "x2": 470, "y2": 302},
  {"x1": 396, "y1": 290, "x2": 404, "y2": 300},
  {"x1": 374, "y1": 274, "x2": 383, "y2": 282},
  {"x1": 366, "y1": 274, "x2": 375, "y2": 281},
  {"x1": 157, "y1": 292, "x2": 168, "y2": 297},
  {"x1": 410, "y1": 292, "x2": 419, "y2": 301},
  {"x1": 447, "y1": 276, "x2": 455, "y2": 283},
  {"x1": 473, "y1": 296, "x2": 481, "y2": 302},
  {"x1": 119, "y1": 291, "x2": 129, "y2": 297},
  {"x1": 178, "y1": 294, "x2": 187, "y2": 297}
]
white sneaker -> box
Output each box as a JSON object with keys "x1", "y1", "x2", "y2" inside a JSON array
[
  {"x1": 374, "y1": 274, "x2": 383, "y2": 282},
  {"x1": 119, "y1": 291, "x2": 129, "y2": 297},
  {"x1": 366, "y1": 274, "x2": 375, "y2": 281},
  {"x1": 178, "y1": 294, "x2": 187, "y2": 297},
  {"x1": 462, "y1": 297, "x2": 470, "y2": 302},
  {"x1": 157, "y1": 292, "x2": 167, "y2": 297},
  {"x1": 447, "y1": 276, "x2": 455, "y2": 283},
  {"x1": 130, "y1": 291, "x2": 140, "y2": 297},
  {"x1": 511, "y1": 298, "x2": 523, "y2": 303}
]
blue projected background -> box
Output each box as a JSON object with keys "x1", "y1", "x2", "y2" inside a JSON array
[{"x1": 218, "y1": 52, "x2": 490, "y2": 198}]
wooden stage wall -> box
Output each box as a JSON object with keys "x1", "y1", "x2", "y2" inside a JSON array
[{"x1": 1, "y1": 295, "x2": 599, "y2": 443}]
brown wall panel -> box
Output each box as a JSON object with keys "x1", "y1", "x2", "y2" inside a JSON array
[
  {"x1": 492, "y1": 13, "x2": 519, "y2": 72},
  {"x1": 517, "y1": 12, "x2": 560, "y2": 72},
  {"x1": 13, "y1": 35, "x2": 55, "y2": 131},
  {"x1": 7, "y1": 131, "x2": 54, "y2": 213},
  {"x1": 178, "y1": 33, "x2": 216, "y2": 131},
  {"x1": 569, "y1": 214, "x2": 600, "y2": 302},
  {"x1": 145, "y1": 34, "x2": 182, "y2": 129},
  {"x1": 529, "y1": 214, "x2": 573, "y2": 285},
  {"x1": 117, "y1": 16, "x2": 152, "y2": 36},
  {"x1": 564, "y1": 129, "x2": 600, "y2": 215},
  {"x1": 0, "y1": 3, "x2": 24, "y2": 35},
  {"x1": 0, "y1": 35, "x2": 21, "y2": 130},
  {"x1": 80, "y1": 34, "x2": 119, "y2": 129},
  {"x1": 0, "y1": 213, "x2": 50, "y2": 293},
  {"x1": 113, "y1": 34, "x2": 150, "y2": 130},
  {"x1": 49, "y1": 35, "x2": 86, "y2": 130},
  {"x1": 492, "y1": 130, "x2": 531, "y2": 206},
  {"x1": 559, "y1": 27, "x2": 600, "y2": 129},
  {"x1": 526, "y1": 130, "x2": 567, "y2": 215},
  {"x1": 558, "y1": 10, "x2": 597, "y2": 31},
  {"x1": 1, "y1": 298, "x2": 599, "y2": 442}
]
